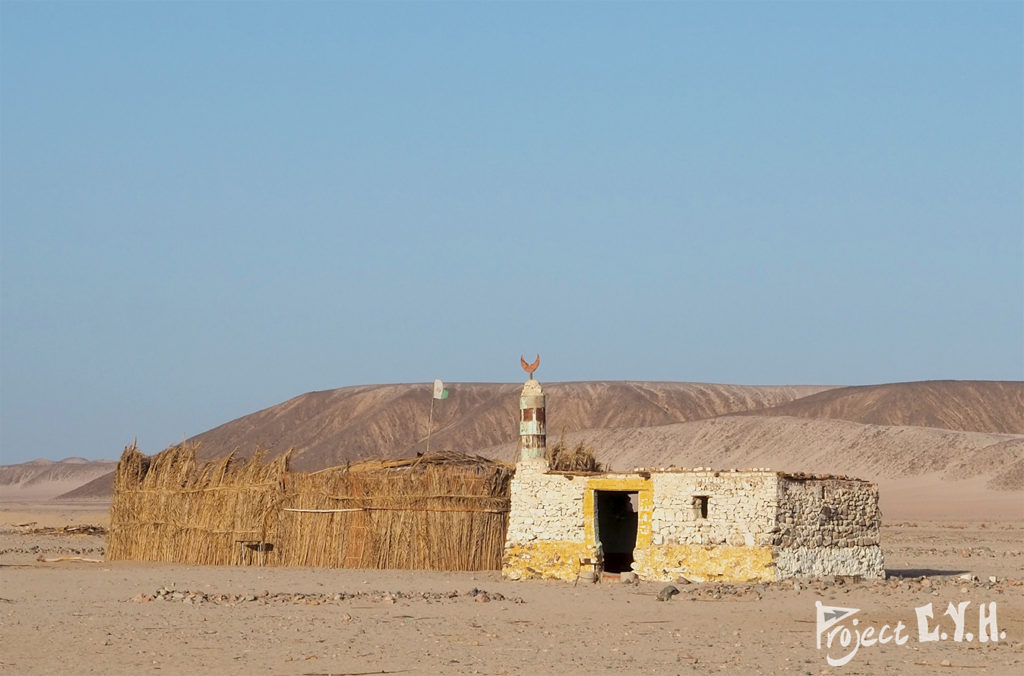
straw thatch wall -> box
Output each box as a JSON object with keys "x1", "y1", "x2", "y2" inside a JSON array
[
  {"x1": 107, "y1": 442, "x2": 513, "y2": 570},
  {"x1": 107, "y1": 442, "x2": 287, "y2": 565}
]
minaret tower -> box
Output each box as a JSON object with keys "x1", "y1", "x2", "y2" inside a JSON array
[{"x1": 517, "y1": 354, "x2": 546, "y2": 470}]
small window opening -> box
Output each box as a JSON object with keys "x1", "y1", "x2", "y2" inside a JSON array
[{"x1": 693, "y1": 495, "x2": 709, "y2": 519}]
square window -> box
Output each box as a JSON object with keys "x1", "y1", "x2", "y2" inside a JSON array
[{"x1": 693, "y1": 495, "x2": 709, "y2": 519}]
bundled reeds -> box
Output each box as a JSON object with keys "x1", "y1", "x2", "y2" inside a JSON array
[
  {"x1": 546, "y1": 437, "x2": 603, "y2": 472},
  {"x1": 277, "y1": 451, "x2": 513, "y2": 570},
  {"x1": 107, "y1": 444, "x2": 513, "y2": 571},
  {"x1": 107, "y1": 441, "x2": 288, "y2": 565}
]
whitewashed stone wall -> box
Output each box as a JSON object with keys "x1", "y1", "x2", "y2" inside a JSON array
[
  {"x1": 504, "y1": 464, "x2": 885, "y2": 580},
  {"x1": 504, "y1": 461, "x2": 586, "y2": 545},
  {"x1": 650, "y1": 471, "x2": 778, "y2": 547},
  {"x1": 773, "y1": 477, "x2": 884, "y2": 578},
  {"x1": 774, "y1": 546, "x2": 884, "y2": 577}
]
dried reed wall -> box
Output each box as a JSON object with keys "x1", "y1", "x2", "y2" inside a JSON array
[
  {"x1": 107, "y1": 443, "x2": 286, "y2": 565},
  {"x1": 107, "y1": 442, "x2": 513, "y2": 571}
]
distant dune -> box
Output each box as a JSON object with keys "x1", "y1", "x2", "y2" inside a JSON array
[
  {"x1": 49, "y1": 382, "x2": 826, "y2": 499},
  {"x1": 740, "y1": 380, "x2": 1024, "y2": 434},
  {"x1": 475, "y1": 414, "x2": 1024, "y2": 520},
  {"x1": 7, "y1": 379, "x2": 1022, "y2": 520},
  {"x1": 55, "y1": 471, "x2": 114, "y2": 501},
  {"x1": 187, "y1": 381, "x2": 831, "y2": 471},
  {"x1": 0, "y1": 458, "x2": 118, "y2": 501},
  {"x1": 478, "y1": 414, "x2": 1024, "y2": 486}
]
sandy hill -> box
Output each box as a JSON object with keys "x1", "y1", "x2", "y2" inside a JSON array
[
  {"x1": 478, "y1": 415, "x2": 1024, "y2": 487},
  {"x1": 186, "y1": 381, "x2": 830, "y2": 471},
  {"x1": 55, "y1": 382, "x2": 824, "y2": 499},
  {"x1": 480, "y1": 414, "x2": 1022, "y2": 520},
  {"x1": 0, "y1": 458, "x2": 118, "y2": 501},
  {"x1": 741, "y1": 380, "x2": 1024, "y2": 433}
]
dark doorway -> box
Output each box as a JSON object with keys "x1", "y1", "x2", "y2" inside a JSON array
[{"x1": 596, "y1": 490, "x2": 638, "y2": 573}]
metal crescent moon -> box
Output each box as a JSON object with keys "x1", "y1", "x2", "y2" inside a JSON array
[{"x1": 520, "y1": 354, "x2": 540, "y2": 375}]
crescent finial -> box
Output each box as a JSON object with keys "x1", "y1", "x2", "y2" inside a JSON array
[{"x1": 520, "y1": 354, "x2": 540, "y2": 378}]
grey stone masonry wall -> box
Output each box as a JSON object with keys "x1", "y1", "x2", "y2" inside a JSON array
[
  {"x1": 773, "y1": 477, "x2": 884, "y2": 578},
  {"x1": 774, "y1": 478, "x2": 881, "y2": 548},
  {"x1": 650, "y1": 471, "x2": 778, "y2": 547}
]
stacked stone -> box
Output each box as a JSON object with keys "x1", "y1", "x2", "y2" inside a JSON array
[
  {"x1": 773, "y1": 477, "x2": 884, "y2": 578},
  {"x1": 774, "y1": 480, "x2": 881, "y2": 547},
  {"x1": 504, "y1": 468, "x2": 886, "y2": 582},
  {"x1": 649, "y1": 471, "x2": 778, "y2": 548},
  {"x1": 504, "y1": 468, "x2": 586, "y2": 545}
]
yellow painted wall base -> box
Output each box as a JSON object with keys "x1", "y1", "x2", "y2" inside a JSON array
[
  {"x1": 502, "y1": 541, "x2": 595, "y2": 581},
  {"x1": 504, "y1": 542, "x2": 775, "y2": 582},
  {"x1": 633, "y1": 544, "x2": 776, "y2": 583}
]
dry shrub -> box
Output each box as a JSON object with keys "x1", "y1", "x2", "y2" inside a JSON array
[{"x1": 546, "y1": 437, "x2": 603, "y2": 472}]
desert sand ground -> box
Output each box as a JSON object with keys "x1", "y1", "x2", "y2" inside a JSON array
[{"x1": 1, "y1": 502, "x2": 1022, "y2": 676}]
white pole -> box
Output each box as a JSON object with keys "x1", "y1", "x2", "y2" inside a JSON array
[{"x1": 426, "y1": 390, "x2": 435, "y2": 454}]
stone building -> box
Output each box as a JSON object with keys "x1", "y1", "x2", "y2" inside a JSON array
[{"x1": 502, "y1": 376, "x2": 884, "y2": 582}]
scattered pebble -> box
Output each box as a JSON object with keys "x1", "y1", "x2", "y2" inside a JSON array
[{"x1": 130, "y1": 587, "x2": 525, "y2": 606}]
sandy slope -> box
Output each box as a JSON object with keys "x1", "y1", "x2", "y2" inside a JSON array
[
  {"x1": 876, "y1": 476, "x2": 1024, "y2": 522},
  {"x1": 0, "y1": 459, "x2": 118, "y2": 501},
  {"x1": 743, "y1": 380, "x2": 1024, "y2": 433},
  {"x1": 476, "y1": 415, "x2": 1024, "y2": 521},
  {"x1": 188, "y1": 381, "x2": 833, "y2": 470},
  {"x1": 488, "y1": 415, "x2": 1024, "y2": 482}
]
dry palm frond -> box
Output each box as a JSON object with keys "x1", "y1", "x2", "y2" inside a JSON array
[{"x1": 546, "y1": 437, "x2": 603, "y2": 472}]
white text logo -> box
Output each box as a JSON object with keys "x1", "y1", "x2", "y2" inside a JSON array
[{"x1": 815, "y1": 600, "x2": 1006, "y2": 667}]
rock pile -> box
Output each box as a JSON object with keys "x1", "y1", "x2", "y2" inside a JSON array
[
  {"x1": 663, "y1": 574, "x2": 1021, "y2": 601},
  {"x1": 0, "y1": 544, "x2": 104, "y2": 557},
  {"x1": 129, "y1": 587, "x2": 526, "y2": 606}
]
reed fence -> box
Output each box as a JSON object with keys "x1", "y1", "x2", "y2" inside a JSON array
[{"x1": 107, "y1": 442, "x2": 513, "y2": 570}]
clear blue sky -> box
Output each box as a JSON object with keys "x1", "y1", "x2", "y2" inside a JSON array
[{"x1": 2, "y1": 2, "x2": 1021, "y2": 464}]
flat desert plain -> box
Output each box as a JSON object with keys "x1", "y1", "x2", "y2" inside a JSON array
[{"x1": 1, "y1": 502, "x2": 1021, "y2": 676}]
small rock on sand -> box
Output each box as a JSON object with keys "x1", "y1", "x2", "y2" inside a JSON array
[{"x1": 657, "y1": 585, "x2": 679, "y2": 601}]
